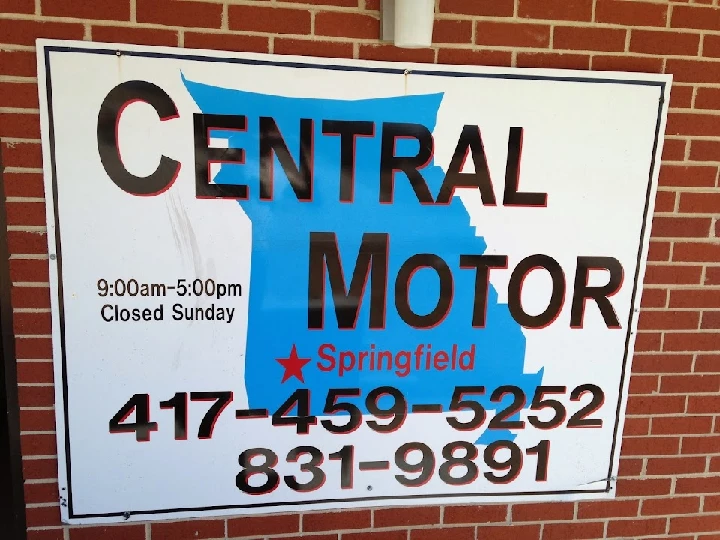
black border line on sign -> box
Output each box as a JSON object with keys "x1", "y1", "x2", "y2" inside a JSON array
[{"x1": 43, "y1": 45, "x2": 667, "y2": 520}]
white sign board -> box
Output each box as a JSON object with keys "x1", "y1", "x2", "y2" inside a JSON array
[{"x1": 36, "y1": 39, "x2": 670, "y2": 524}]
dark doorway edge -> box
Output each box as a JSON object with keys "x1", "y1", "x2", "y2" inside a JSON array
[{"x1": 0, "y1": 145, "x2": 29, "y2": 539}]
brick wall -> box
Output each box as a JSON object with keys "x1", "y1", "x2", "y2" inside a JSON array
[{"x1": 1, "y1": 0, "x2": 719, "y2": 539}]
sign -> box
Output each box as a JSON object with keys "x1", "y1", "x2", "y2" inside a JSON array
[{"x1": 36, "y1": 39, "x2": 670, "y2": 524}]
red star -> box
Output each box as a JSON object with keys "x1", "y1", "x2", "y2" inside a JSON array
[{"x1": 276, "y1": 345, "x2": 311, "y2": 383}]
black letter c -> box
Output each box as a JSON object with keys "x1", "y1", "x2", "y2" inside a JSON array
[{"x1": 97, "y1": 81, "x2": 180, "y2": 196}]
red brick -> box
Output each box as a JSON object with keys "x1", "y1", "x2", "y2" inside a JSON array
[
  {"x1": 662, "y1": 373, "x2": 720, "y2": 392},
  {"x1": 3, "y1": 173, "x2": 45, "y2": 197},
  {"x1": 596, "y1": 0, "x2": 668, "y2": 27},
  {"x1": 17, "y1": 361, "x2": 54, "y2": 384},
  {"x1": 641, "y1": 288, "x2": 667, "y2": 308},
  {"x1": 644, "y1": 265, "x2": 701, "y2": 285},
  {"x1": 647, "y1": 456, "x2": 706, "y2": 475},
  {"x1": 21, "y1": 433, "x2": 56, "y2": 456},
  {"x1": 23, "y1": 457, "x2": 58, "y2": 480},
  {"x1": 706, "y1": 495, "x2": 720, "y2": 512},
  {"x1": 69, "y1": 526, "x2": 145, "y2": 540},
  {"x1": 475, "y1": 22, "x2": 550, "y2": 48},
  {"x1": 632, "y1": 354, "x2": 693, "y2": 373},
  {"x1": 444, "y1": 504, "x2": 506, "y2": 524},
  {"x1": 648, "y1": 247, "x2": 670, "y2": 261},
  {"x1": 27, "y1": 530, "x2": 64, "y2": 540},
  {"x1": 1, "y1": 141, "x2": 43, "y2": 168},
  {"x1": 672, "y1": 5, "x2": 720, "y2": 30},
  {"x1": 229, "y1": 5, "x2": 310, "y2": 34},
  {"x1": 705, "y1": 268, "x2": 720, "y2": 285},
  {"x1": 274, "y1": 536, "x2": 337, "y2": 540},
  {"x1": 7, "y1": 201, "x2": 46, "y2": 226},
  {"x1": 631, "y1": 30, "x2": 700, "y2": 56},
  {"x1": 436, "y1": 49, "x2": 512, "y2": 67},
  {"x1": 626, "y1": 395, "x2": 686, "y2": 415},
  {"x1": 634, "y1": 332, "x2": 661, "y2": 351},
  {"x1": 543, "y1": 522, "x2": 604, "y2": 540},
  {"x1": 374, "y1": 506, "x2": 439, "y2": 527},
  {"x1": 616, "y1": 478, "x2": 672, "y2": 496},
  {"x1": 9, "y1": 281, "x2": 47, "y2": 305},
  {"x1": 512, "y1": 502, "x2": 573, "y2": 521},
  {"x1": 0, "y1": 112, "x2": 40, "y2": 139},
  {"x1": 344, "y1": 532, "x2": 406, "y2": 540},
  {"x1": 24, "y1": 481, "x2": 59, "y2": 505},
  {"x1": 10, "y1": 259, "x2": 49, "y2": 282},
  {"x1": 474, "y1": 524, "x2": 540, "y2": 540},
  {"x1": 137, "y1": 0, "x2": 222, "y2": 28},
  {"x1": 671, "y1": 515, "x2": 720, "y2": 534},
  {"x1": 440, "y1": 0, "x2": 514, "y2": 17},
  {"x1": 668, "y1": 113, "x2": 720, "y2": 137},
  {"x1": 649, "y1": 241, "x2": 670, "y2": 261},
  {"x1": 432, "y1": 20, "x2": 472, "y2": 44},
  {"x1": 3, "y1": 0, "x2": 34, "y2": 13},
  {"x1": 639, "y1": 310, "x2": 699, "y2": 331},
  {"x1": 662, "y1": 139, "x2": 687, "y2": 161},
  {"x1": 92, "y1": 25, "x2": 178, "y2": 47},
  {"x1": 517, "y1": 52, "x2": 590, "y2": 70},
  {"x1": 677, "y1": 476, "x2": 720, "y2": 493},
  {"x1": 630, "y1": 374, "x2": 659, "y2": 394},
  {"x1": 518, "y1": 0, "x2": 592, "y2": 21},
  {"x1": 653, "y1": 415, "x2": 713, "y2": 434},
  {"x1": 578, "y1": 499, "x2": 638, "y2": 519},
  {"x1": 16, "y1": 337, "x2": 52, "y2": 359},
  {"x1": 623, "y1": 417, "x2": 650, "y2": 436},
  {"x1": 365, "y1": 0, "x2": 380, "y2": 8},
  {"x1": 618, "y1": 457, "x2": 643, "y2": 477},
  {"x1": 688, "y1": 394, "x2": 720, "y2": 412},
  {"x1": 304, "y1": 510, "x2": 370, "y2": 532},
  {"x1": 43, "y1": 0, "x2": 129, "y2": 20},
  {"x1": 554, "y1": 26, "x2": 626, "y2": 52},
  {"x1": 0, "y1": 50, "x2": 37, "y2": 77},
  {"x1": 680, "y1": 193, "x2": 720, "y2": 214},
  {"x1": 410, "y1": 528, "x2": 473, "y2": 540},
  {"x1": 682, "y1": 434, "x2": 720, "y2": 454},
  {"x1": 671, "y1": 86, "x2": 694, "y2": 109},
  {"x1": 665, "y1": 332, "x2": 720, "y2": 351},
  {"x1": 14, "y1": 312, "x2": 52, "y2": 334},
  {"x1": 712, "y1": 456, "x2": 720, "y2": 471},
  {"x1": 359, "y1": 45, "x2": 434, "y2": 63},
  {"x1": 20, "y1": 408, "x2": 55, "y2": 431},
  {"x1": 697, "y1": 87, "x2": 720, "y2": 109},
  {"x1": 0, "y1": 82, "x2": 39, "y2": 109},
  {"x1": 705, "y1": 264, "x2": 720, "y2": 285},
  {"x1": 643, "y1": 496, "x2": 700, "y2": 516},
  {"x1": 690, "y1": 140, "x2": 720, "y2": 161},
  {"x1": 622, "y1": 436, "x2": 680, "y2": 456},
  {"x1": 592, "y1": 54, "x2": 664, "y2": 74},
  {"x1": 185, "y1": 32, "x2": 270, "y2": 54},
  {"x1": 151, "y1": 520, "x2": 225, "y2": 540},
  {"x1": 0, "y1": 19, "x2": 84, "y2": 46},
  {"x1": 227, "y1": 514, "x2": 299, "y2": 537},
  {"x1": 695, "y1": 354, "x2": 720, "y2": 372},
  {"x1": 607, "y1": 518, "x2": 667, "y2": 537},
  {"x1": 8, "y1": 231, "x2": 48, "y2": 255},
  {"x1": 673, "y1": 243, "x2": 720, "y2": 263},
  {"x1": 316, "y1": 11, "x2": 378, "y2": 39},
  {"x1": 667, "y1": 59, "x2": 720, "y2": 84},
  {"x1": 8, "y1": 285, "x2": 47, "y2": 308},
  {"x1": 279, "y1": 0, "x2": 353, "y2": 4},
  {"x1": 275, "y1": 39, "x2": 353, "y2": 59},
  {"x1": 702, "y1": 34, "x2": 720, "y2": 58},
  {"x1": 18, "y1": 385, "x2": 54, "y2": 407},
  {"x1": 26, "y1": 505, "x2": 60, "y2": 527}
]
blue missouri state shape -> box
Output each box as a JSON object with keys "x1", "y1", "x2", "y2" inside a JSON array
[{"x1": 182, "y1": 72, "x2": 544, "y2": 444}]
